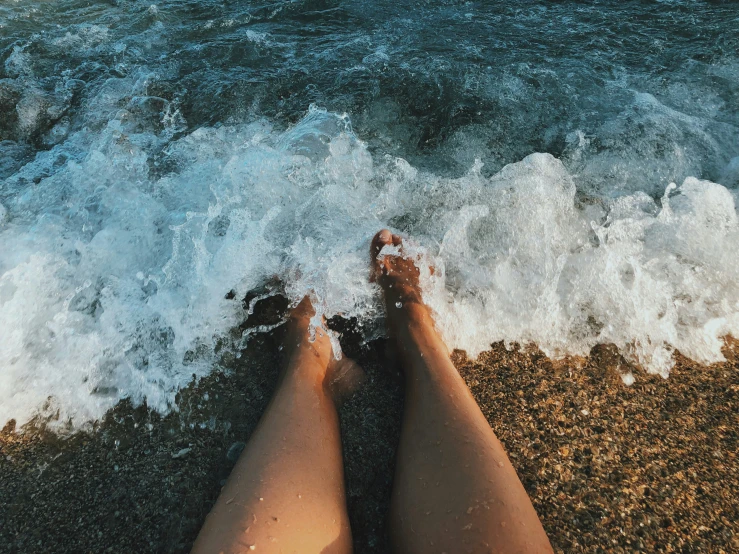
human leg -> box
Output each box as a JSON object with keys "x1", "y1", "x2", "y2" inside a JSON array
[
  {"x1": 371, "y1": 230, "x2": 553, "y2": 554},
  {"x1": 191, "y1": 298, "x2": 354, "y2": 554}
]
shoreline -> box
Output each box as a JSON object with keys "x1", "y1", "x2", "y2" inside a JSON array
[{"x1": 1, "y1": 333, "x2": 737, "y2": 553}]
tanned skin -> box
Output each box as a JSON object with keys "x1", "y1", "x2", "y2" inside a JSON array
[{"x1": 191, "y1": 230, "x2": 553, "y2": 554}]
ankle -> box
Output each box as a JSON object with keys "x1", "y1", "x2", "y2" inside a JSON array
[
  {"x1": 280, "y1": 342, "x2": 330, "y2": 383},
  {"x1": 386, "y1": 296, "x2": 433, "y2": 340},
  {"x1": 388, "y1": 305, "x2": 453, "y2": 374}
]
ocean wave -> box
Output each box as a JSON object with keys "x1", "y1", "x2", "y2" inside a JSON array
[
  {"x1": 1, "y1": 102, "x2": 738, "y2": 427},
  {"x1": 1, "y1": 0, "x2": 738, "y2": 428}
]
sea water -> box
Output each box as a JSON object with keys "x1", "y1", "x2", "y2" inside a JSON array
[{"x1": 1, "y1": 0, "x2": 737, "y2": 427}]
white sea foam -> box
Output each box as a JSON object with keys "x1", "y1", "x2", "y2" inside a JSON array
[{"x1": 1, "y1": 90, "x2": 738, "y2": 427}]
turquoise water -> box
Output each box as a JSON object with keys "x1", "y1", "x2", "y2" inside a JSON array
[{"x1": 1, "y1": 0, "x2": 738, "y2": 426}]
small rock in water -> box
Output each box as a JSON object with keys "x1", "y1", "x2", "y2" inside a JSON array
[
  {"x1": 226, "y1": 441, "x2": 246, "y2": 462},
  {"x1": 171, "y1": 447, "x2": 192, "y2": 459}
]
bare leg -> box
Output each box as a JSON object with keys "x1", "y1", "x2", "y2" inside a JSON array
[
  {"x1": 191, "y1": 298, "x2": 355, "y2": 554},
  {"x1": 371, "y1": 230, "x2": 553, "y2": 554}
]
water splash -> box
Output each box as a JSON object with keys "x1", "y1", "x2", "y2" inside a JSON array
[
  {"x1": 1, "y1": 0, "x2": 738, "y2": 428},
  {"x1": 2, "y1": 103, "x2": 738, "y2": 427}
]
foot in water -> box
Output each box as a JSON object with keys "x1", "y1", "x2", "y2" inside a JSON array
[
  {"x1": 281, "y1": 296, "x2": 364, "y2": 405},
  {"x1": 370, "y1": 228, "x2": 425, "y2": 306},
  {"x1": 370, "y1": 228, "x2": 450, "y2": 371}
]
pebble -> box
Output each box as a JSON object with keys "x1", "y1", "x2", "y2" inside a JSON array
[
  {"x1": 171, "y1": 448, "x2": 192, "y2": 459},
  {"x1": 226, "y1": 441, "x2": 246, "y2": 462}
]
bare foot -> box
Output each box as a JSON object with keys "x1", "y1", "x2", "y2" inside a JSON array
[
  {"x1": 370, "y1": 229, "x2": 422, "y2": 302},
  {"x1": 370, "y1": 229, "x2": 444, "y2": 364},
  {"x1": 370, "y1": 229, "x2": 434, "y2": 317},
  {"x1": 282, "y1": 296, "x2": 364, "y2": 404}
]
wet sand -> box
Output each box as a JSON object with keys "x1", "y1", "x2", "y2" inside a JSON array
[{"x1": 1, "y1": 327, "x2": 737, "y2": 553}]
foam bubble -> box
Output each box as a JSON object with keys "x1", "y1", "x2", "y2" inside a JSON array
[
  {"x1": 426, "y1": 164, "x2": 739, "y2": 377},
  {"x1": 1, "y1": 101, "x2": 738, "y2": 428}
]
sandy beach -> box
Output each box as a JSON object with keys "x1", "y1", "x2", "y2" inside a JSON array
[{"x1": 1, "y1": 325, "x2": 736, "y2": 554}]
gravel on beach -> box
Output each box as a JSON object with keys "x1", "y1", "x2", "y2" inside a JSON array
[{"x1": 1, "y1": 329, "x2": 737, "y2": 554}]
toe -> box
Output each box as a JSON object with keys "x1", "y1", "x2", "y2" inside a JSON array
[{"x1": 371, "y1": 229, "x2": 394, "y2": 260}]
